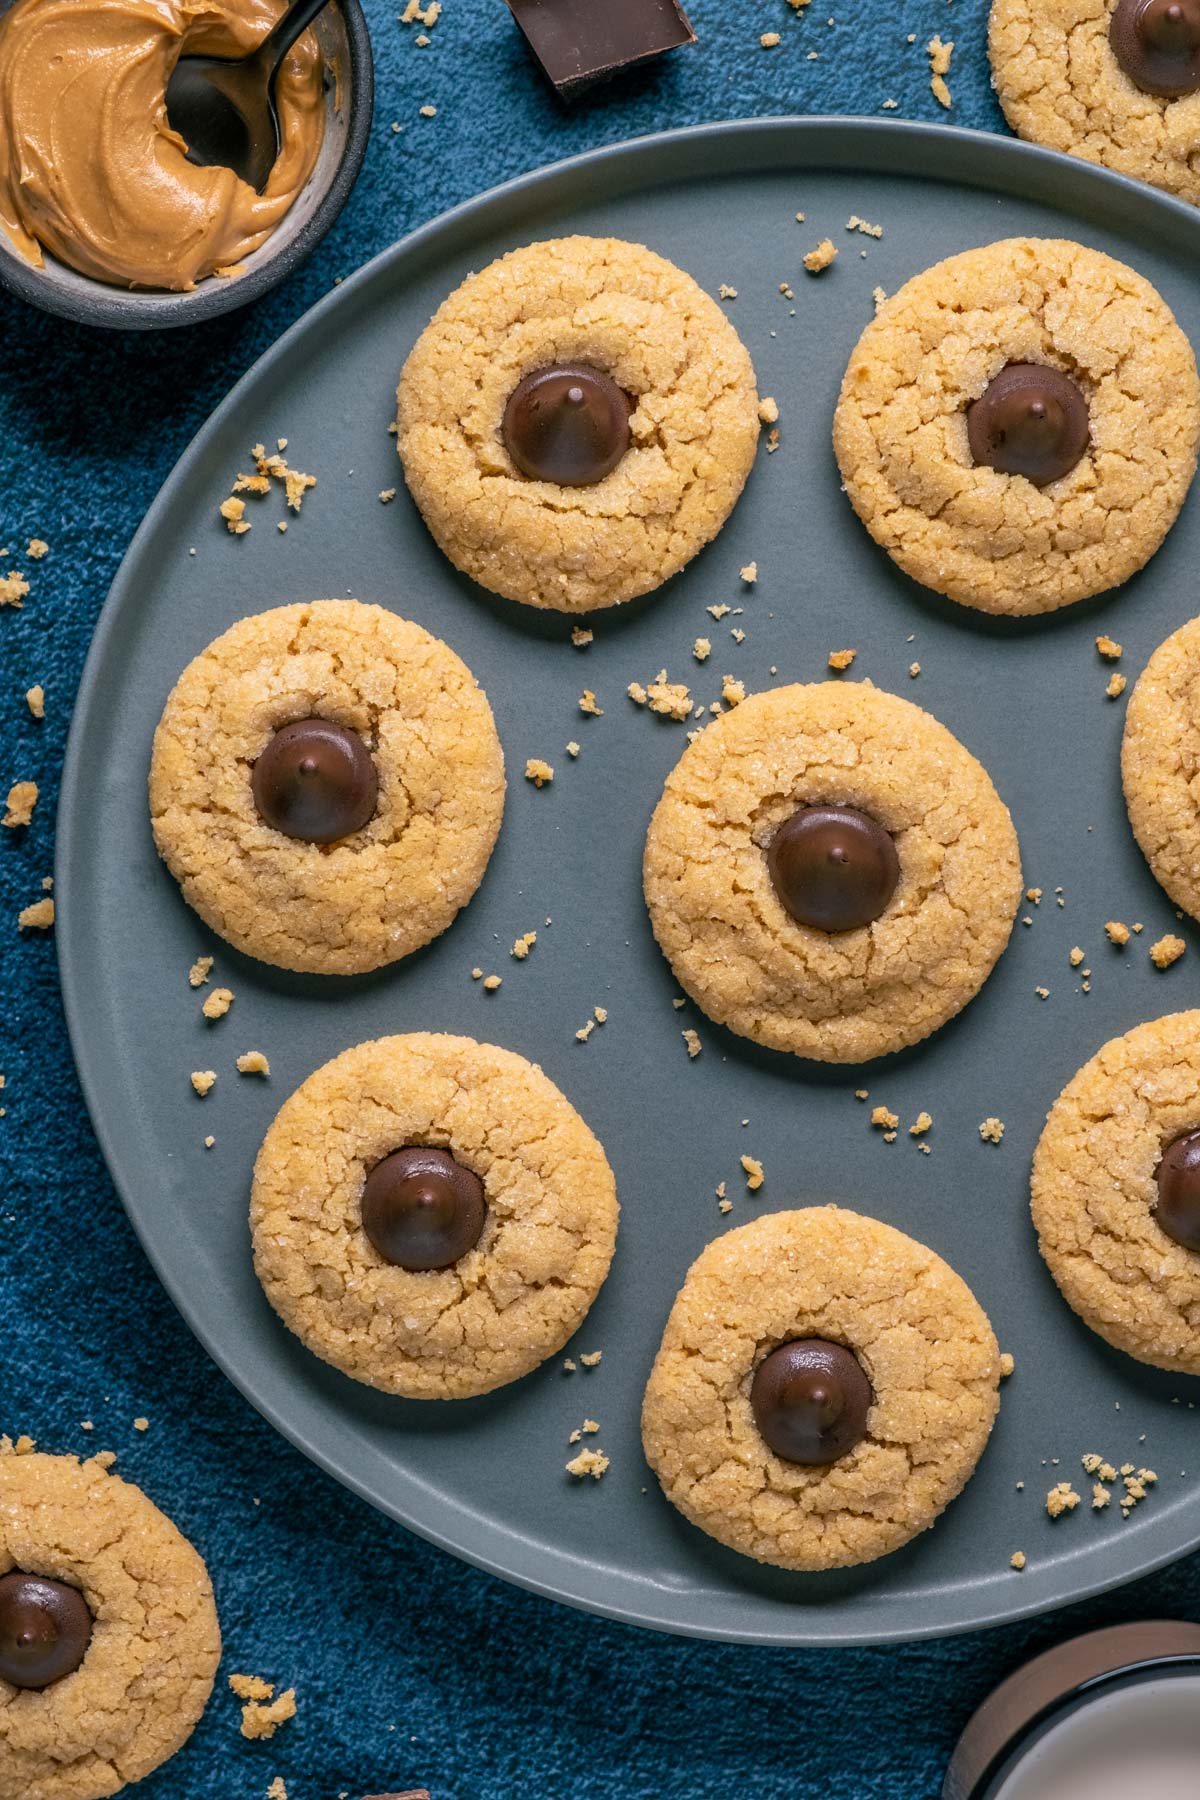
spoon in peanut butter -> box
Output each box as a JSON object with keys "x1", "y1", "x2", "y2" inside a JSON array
[{"x1": 165, "y1": 0, "x2": 329, "y2": 194}]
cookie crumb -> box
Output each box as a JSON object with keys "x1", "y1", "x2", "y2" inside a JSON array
[
  {"x1": 927, "y1": 35, "x2": 954, "y2": 106},
  {"x1": 1045, "y1": 1481, "x2": 1081, "y2": 1518},
  {"x1": 237, "y1": 1051, "x2": 270, "y2": 1076},
  {"x1": 681, "y1": 1028, "x2": 702, "y2": 1059},
  {"x1": 219, "y1": 496, "x2": 251, "y2": 535},
  {"x1": 511, "y1": 932, "x2": 537, "y2": 959},
  {"x1": 201, "y1": 986, "x2": 234, "y2": 1021},
  {"x1": 909, "y1": 1111, "x2": 933, "y2": 1137},
  {"x1": 267, "y1": 1780, "x2": 288, "y2": 1800},
  {"x1": 739, "y1": 561, "x2": 758, "y2": 584},
  {"x1": 579, "y1": 1350, "x2": 602, "y2": 1367},
  {"x1": 740, "y1": 1154, "x2": 764, "y2": 1191},
  {"x1": 17, "y1": 897, "x2": 54, "y2": 930},
  {"x1": 524, "y1": 758, "x2": 554, "y2": 787},
  {"x1": 482, "y1": 974, "x2": 502, "y2": 992},
  {"x1": 1096, "y1": 635, "x2": 1123, "y2": 660},
  {"x1": 721, "y1": 674, "x2": 746, "y2": 707},
  {"x1": 571, "y1": 626, "x2": 593, "y2": 648},
  {"x1": 133, "y1": 1416, "x2": 149, "y2": 1432},
  {"x1": 1009, "y1": 1550, "x2": 1026, "y2": 1571},
  {"x1": 189, "y1": 955, "x2": 214, "y2": 987},
  {"x1": 1105, "y1": 921, "x2": 1130, "y2": 947},
  {"x1": 565, "y1": 1447, "x2": 609, "y2": 1479},
  {"x1": 3, "y1": 781, "x2": 37, "y2": 828},
  {"x1": 26, "y1": 538, "x2": 48, "y2": 560},
  {"x1": 758, "y1": 396, "x2": 779, "y2": 424},
  {"x1": 1069, "y1": 946, "x2": 1084, "y2": 968},
  {"x1": 240, "y1": 1689, "x2": 297, "y2": 1741},
  {"x1": 229, "y1": 1673, "x2": 275, "y2": 1702},
  {"x1": 999, "y1": 1352, "x2": 1015, "y2": 1378},
  {"x1": 979, "y1": 1116, "x2": 1005, "y2": 1145},
  {"x1": 579, "y1": 689, "x2": 603, "y2": 716},
  {"x1": 1093, "y1": 1483, "x2": 1112, "y2": 1509},
  {"x1": 25, "y1": 685, "x2": 44, "y2": 719},
  {"x1": 828, "y1": 648, "x2": 857, "y2": 671},
  {"x1": 908, "y1": 661, "x2": 921, "y2": 679},
  {"x1": 1106, "y1": 673, "x2": 1127, "y2": 699},
  {"x1": 846, "y1": 215, "x2": 883, "y2": 239},
  {"x1": 1150, "y1": 933, "x2": 1186, "y2": 970},
  {"x1": 718, "y1": 283, "x2": 738, "y2": 301},
  {"x1": 191, "y1": 1070, "x2": 216, "y2": 1097},
  {"x1": 870, "y1": 1105, "x2": 899, "y2": 1131},
  {"x1": 760, "y1": 29, "x2": 780, "y2": 45},
  {"x1": 693, "y1": 637, "x2": 712, "y2": 662},
  {"x1": 0, "y1": 571, "x2": 29, "y2": 608},
  {"x1": 803, "y1": 238, "x2": 837, "y2": 274},
  {"x1": 566, "y1": 740, "x2": 580, "y2": 757}
]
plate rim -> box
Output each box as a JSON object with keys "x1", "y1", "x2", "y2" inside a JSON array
[{"x1": 56, "y1": 114, "x2": 1200, "y2": 1648}]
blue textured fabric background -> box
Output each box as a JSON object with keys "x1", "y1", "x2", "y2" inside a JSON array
[{"x1": 2, "y1": 3, "x2": 1198, "y2": 1795}]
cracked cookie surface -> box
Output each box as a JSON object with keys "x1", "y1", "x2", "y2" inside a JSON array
[
  {"x1": 642, "y1": 682, "x2": 1022, "y2": 1062},
  {"x1": 833, "y1": 237, "x2": 1199, "y2": 614},
  {"x1": 1032, "y1": 1012, "x2": 1200, "y2": 1374},
  {"x1": 149, "y1": 600, "x2": 505, "y2": 975},
  {"x1": 0, "y1": 1449, "x2": 220, "y2": 1800},
  {"x1": 395, "y1": 236, "x2": 760, "y2": 613},
  {"x1": 641, "y1": 1207, "x2": 1000, "y2": 1572},
  {"x1": 250, "y1": 1033, "x2": 619, "y2": 1398},
  {"x1": 1123, "y1": 614, "x2": 1200, "y2": 923},
  {"x1": 990, "y1": 0, "x2": 1200, "y2": 206}
]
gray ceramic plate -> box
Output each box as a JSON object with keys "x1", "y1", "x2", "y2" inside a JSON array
[{"x1": 58, "y1": 118, "x2": 1200, "y2": 1647}]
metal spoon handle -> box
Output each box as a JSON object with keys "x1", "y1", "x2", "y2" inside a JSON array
[{"x1": 257, "y1": 0, "x2": 332, "y2": 76}]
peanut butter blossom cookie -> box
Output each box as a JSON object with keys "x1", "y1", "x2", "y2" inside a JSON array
[
  {"x1": 250, "y1": 1033, "x2": 619, "y2": 1398},
  {"x1": 1122, "y1": 613, "x2": 1200, "y2": 922},
  {"x1": 0, "y1": 1447, "x2": 220, "y2": 1800},
  {"x1": 643, "y1": 682, "x2": 1022, "y2": 1062},
  {"x1": 990, "y1": 0, "x2": 1200, "y2": 205},
  {"x1": 149, "y1": 600, "x2": 505, "y2": 975},
  {"x1": 1032, "y1": 1012, "x2": 1200, "y2": 1375},
  {"x1": 641, "y1": 1208, "x2": 1001, "y2": 1572},
  {"x1": 395, "y1": 236, "x2": 761, "y2": 612},
  {"x1": 833, "y1": 237, "x2": 1200, "y2": 614}
]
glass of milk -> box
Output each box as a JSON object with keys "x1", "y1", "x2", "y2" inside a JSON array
[{"x1": 945, "y1": 1623, "x2": 1200, "y2": 1800}]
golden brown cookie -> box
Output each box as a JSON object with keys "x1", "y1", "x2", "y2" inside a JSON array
[
  {"x1": 0, "y1": 1448, "x2": 220, "y2": 1800},
  {"x1": 1122, "y1": 613, "x2": 1200, "y2": 922},
  {"x1": 395, "y1": 236, "x2": 761, "y2": 612},
  {"x1": 250, "y1": 1033, "x2": 619, "y2": 1398},
  {"x1": 149, "y1": 600, "x2": 505, "y2": 975},
  {"x1": 990, "y1": 0, "x2": 1200, "y2": 207},
  {"x1": 833, "y1": 237, "x2": 1200, "y2": 614},
  {"x1": 1031, "y1": 1012, "x2": 1200, "y2": 1375},
  {"x1": 642, "y1": 681, "x2": 1022, "y2": 1062},
  {"x1": 641, "y1": 1208, "x2": 1001, "y2": 1572}
]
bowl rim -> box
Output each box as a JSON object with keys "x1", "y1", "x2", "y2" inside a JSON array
[{"x1": 0, "y1": 0, "x2": 374, "y2": 331}]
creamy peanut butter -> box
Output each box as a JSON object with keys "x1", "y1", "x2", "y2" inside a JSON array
[{"x1": 0, "y1": 0, "x2": 325, "y2": 291}]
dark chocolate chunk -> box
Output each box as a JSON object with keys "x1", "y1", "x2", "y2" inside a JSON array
[
  {"x1": 750, "y1": 1340, "x2": 873, "y2": 1465},
  {"x1": 1111, "y1": 0, "x2": 1200, "y2": 95},
  {"x1": 361, "y1": 1146, "x2": 486, "y2": 1271},
  {"x1": 0, "y1": 1572, "x2": 93, "y2": 1690},
  {"x1": 967, "y1": 362, "x2": 1090, "y2": 487},
  {"x1": 767, "y1": 803, "x2": 899, "y2": 933},
  {"x1": 252, "y1": 718, "x2": 378, "y2": 844},
  {"x1": 502, "y1": 365, "x2": 632, "y2": 486},
  {"x1": 504, "y1": 0, "x2": 695, "y2": 98},
  {"x1": 1155, "y1": 1128, "x2": 1200, "y2": 1251}
]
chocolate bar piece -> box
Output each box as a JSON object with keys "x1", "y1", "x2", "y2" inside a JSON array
[{"x1": 504, "y1": 0, "x2": 696, "y2": 97}]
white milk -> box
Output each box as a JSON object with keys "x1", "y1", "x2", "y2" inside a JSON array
[{"x1": 995, "y1": 1674, "x2": 1200, "y2": 1800}]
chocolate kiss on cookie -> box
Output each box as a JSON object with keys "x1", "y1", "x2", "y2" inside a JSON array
[
  {"x1": 767, "y1": 803, "x2": 899, "y2": 932},
  {"x1": 750, "y1": 1339, "x2": 873, "y2": 1465},
  {"x1": 361, "y1": 1146, "x2": 486, "y2": 1271},
  {"x1": 967, "y1": 363, "x2": 1090, "y2": 487},
  {"x1": 252, "y1": 718, "x2": 378, "y2": 844},
  {"x1": 1156, "y1": 1128, "x2": 1200, "y2": 1251},
  {"x1": 502, "y1": 365, "x2": 632, "y2": 486},
  {"x1": 1111, "y1": 0, "x2": 1200, "y2": 96},
  {"x1": 0, "y1": 1571, "x2": 93, "y2": 1690}
]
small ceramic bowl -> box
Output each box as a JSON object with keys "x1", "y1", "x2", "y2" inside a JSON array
[{"x1": 0, "y1": 0, "x2": 373, "y2": 330}]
